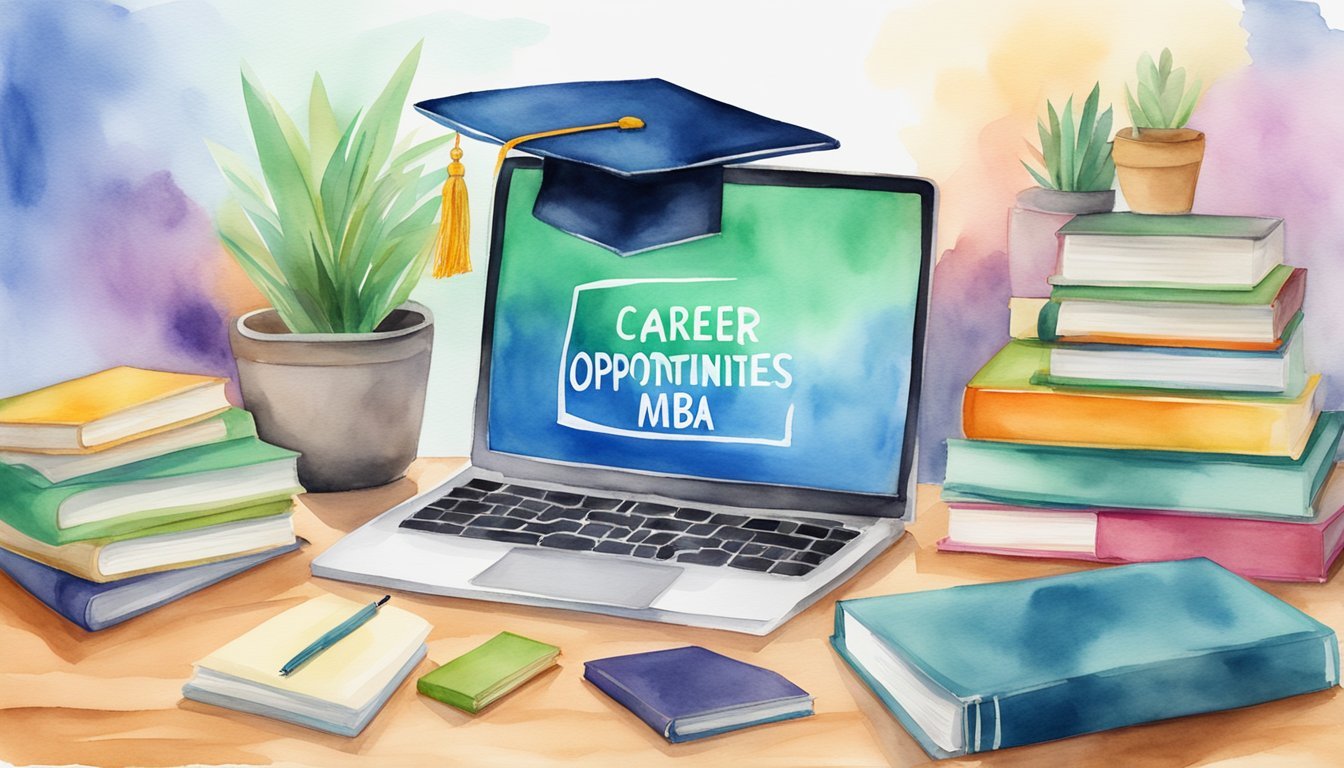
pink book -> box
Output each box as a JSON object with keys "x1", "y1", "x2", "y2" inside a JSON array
[{"x1": 938, "y1": 465, "x2": 1344, "y2": 582}]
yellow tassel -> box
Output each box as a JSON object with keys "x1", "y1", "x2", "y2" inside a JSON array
[
  {"x1": 432, "y1": 134, "x2": 471, "y2": 279},
  {"x1": 432, "y1": 116, "x2": 645, "y2": 279}
]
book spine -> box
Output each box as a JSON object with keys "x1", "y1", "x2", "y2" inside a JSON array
[
  {"x1": 1271, "y1": 267, "x2": 1307, "y2": 336},
  {"x1": 1096, "y1": 512, "x2": 1327, "y2": 582},
  {"x1": 938, "y1": 510, "x2": 1332, "y2": 582},
  {"x1": 983, "y1": 632, "x2": 1339, "y2": 753},
  {"x1": 0, "y1": 546, "x2": 96, "y2": 630},
  {"x1": 961, "y1": 383, "x2": 1314, "y2": 456},
  {"x1": 583, "y1": 663, "x2": 675, "y2": 739}
]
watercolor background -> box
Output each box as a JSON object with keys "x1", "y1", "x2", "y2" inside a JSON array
[{"x1": 2, "y1": 0, "x2": 1343, "y2": 482}]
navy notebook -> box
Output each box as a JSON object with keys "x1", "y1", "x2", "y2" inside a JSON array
[
  {"x1": 832, "y1": 559, "x2": 1341, "y2": 759},
  {"x1": 0, "y1": 541, "x2": 300, "y2": 631},
  {"x1": 583, "y1": 646, "x2": 813, "y2": 742}
]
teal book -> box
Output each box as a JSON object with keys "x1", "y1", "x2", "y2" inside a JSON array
[
  {"x1": 831, "y1": 559, "x2": 1339, "y2": 759},
  {"x1": 1051, "y1": 213, "x2": 1284, "y2": 290},
  {"x1": 0, "y1": 436, "x2": 301, "y2": 545},
  {"x1": 944, "y1": 411, "x2": 1343, "y2": 520}
]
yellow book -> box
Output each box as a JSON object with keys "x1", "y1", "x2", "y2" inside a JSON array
[
  {"x1": 184, "y1": 594, "x2": 431, "y2": 736},
  {"x1": 963, "y1": 341, "x2": 1322, "y2": 457},
  {"x1": 0, "y1": 367, "x2": 230, "y2": 453}
]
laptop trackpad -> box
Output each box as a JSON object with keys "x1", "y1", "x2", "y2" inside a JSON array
[{"x1": 470, "y1": 548, "x2": 683, "y2": 609}]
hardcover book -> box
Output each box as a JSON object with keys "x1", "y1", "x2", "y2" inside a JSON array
[
  {"x1": 962, "y1": 340, "x2": 1321, "y2": 456},
  {"x1": 1039, "y1": 265, "x2": 1305, "y2": 347},
  {"x1": 1052, "y1": 212, "x2": 1284, "y2": 289},
  {"x1": 0, "y1": 436, "x2": 302, "y2": 545},
  {"x1": 0, "y1": 540, "x2": 301, "y2": 631},
  {"x1": 0, "y1": 502, "x2": 295, "y2": 582},
  {"x1": 584, "y1": 646, "x2": 813, "y2": 742},
  {"x1": 0, "y1": 367, "x2": 230, "y2": 453},
  {"x1": 184, "y1": 594, "x2": 431, "y2": 737},
  {"x1": 938, "y1": 463, "x2": 1344, "y2": 582},
  {"x1": 0, "y1": 408, "x2": 257, "y2": 484},
  {"x1": 944, "y1": 411, "x2": 1343, "y2": 520},
  {"x1": 1040, "y1": 315, "x2": 1306, "y2": 394},
  {"x1": 417, "y1": 631, "x2": 560, "y2": 713},
  {"x1": 831, "y1": 559, "x2": 1339, "y2": 759}
]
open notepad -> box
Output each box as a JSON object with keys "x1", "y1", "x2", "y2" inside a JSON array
[{"x1": 183, "y1": 594, "x2": 430, "y2": 736}]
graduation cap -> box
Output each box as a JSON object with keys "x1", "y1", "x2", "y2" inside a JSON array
[{"x1": 416, "y1": 78, "x2": 839, "y2": 274}]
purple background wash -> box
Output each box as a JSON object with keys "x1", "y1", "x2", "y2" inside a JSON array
[
  {"x1": 5, "y1": 0, "x2": 1344, "y2": 482},
  {"x1": 917, "y1": 0, "x2": 1344, "y2": 480},
  {"x1": 0, "y1": 1, "x2": 241, "y2": 395}
]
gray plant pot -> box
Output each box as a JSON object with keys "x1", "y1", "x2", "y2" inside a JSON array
[{"x1": 228, "y1": 301, "x2": 434, "y2": 493}]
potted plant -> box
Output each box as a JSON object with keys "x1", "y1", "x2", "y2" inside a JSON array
[
  {"x1": 1114, "y1": 48, "x2": 1204, "y2": 214},
  {"x1": 210, "y1": 43, "x2": 455, "y2": 492},
  {"x1": 1009, "y1": 83, "x2": 1116, "y2": 297}
]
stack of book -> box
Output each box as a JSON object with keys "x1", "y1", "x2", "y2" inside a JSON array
[
  {"x1": 0, "y1": 367, "x2": 304, "y2": 630},
  {"x1": 942, "y1": 213, "x2": 1344, "y2": 582}
]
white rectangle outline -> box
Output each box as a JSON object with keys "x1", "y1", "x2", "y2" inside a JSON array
[{"x1": 556, "y1": 277, "x2": 794, "y2": 446}]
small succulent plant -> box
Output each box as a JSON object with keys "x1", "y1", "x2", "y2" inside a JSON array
[
  {"x1": 1023, "y1": 83, "x2": 1115, "y2": 193},
  {"x1": 1125, "y1": 48, "x2": 1201, "y2": 134}
]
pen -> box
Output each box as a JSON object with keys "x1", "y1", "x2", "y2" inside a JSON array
[{"x1": 279, "y1": 595, "x2": 391, "y2": 677}]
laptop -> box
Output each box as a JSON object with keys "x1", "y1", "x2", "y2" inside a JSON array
[{"x1": 313, "y1": 158, "x2": 935, "y2": 635}]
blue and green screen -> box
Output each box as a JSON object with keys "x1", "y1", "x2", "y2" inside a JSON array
[{"x1": 487, "y1": 168, "x2": 924, "y2": 495}]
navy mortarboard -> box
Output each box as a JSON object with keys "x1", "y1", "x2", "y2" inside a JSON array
[{"x1": 417, "y1": 78, "x2": 839, "y2": 273}]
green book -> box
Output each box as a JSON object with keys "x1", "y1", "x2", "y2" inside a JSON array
[
  {"x1": 1051, "y1": 264, "x2": 1296, "y2": 304},
  {"x1": 0, "y1": 436, "x2": 301, "y2": 545},
  {"x1": 1058, "y1": 212, "x2": 1283, "y2": 239},
  {"x1": 417, "y1": 632, "x2": 560, "y2": 713},
  {"x1": 0, "y1": 500, "x2": 295, "y2": 582},
  {"x1": 1052, "y1": 213, "x2": 1284, "y2": 290}
]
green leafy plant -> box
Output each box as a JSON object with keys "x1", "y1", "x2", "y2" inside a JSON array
[
  {"x1": 1023, "y1": 83, "x2": 1115, "y2": 193},
  {"x1": 1125, "y1": 48, "x2": 1201, "y2": 133},
  {"x1": 208, "y1": 42, "x2": 452, "y2": 334}
]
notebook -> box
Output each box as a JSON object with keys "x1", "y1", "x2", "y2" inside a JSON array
[
  {"x1": 183, "y1": 594, "x2": 430, "y2": 736},
  {"x1": 312, "y1": 83, "x2": 936, "y2": 635},
  {"x1": 832, "y1": 559, "x2": 1340, "y2": 759},
  {"x1": 416, "y1": 631, "x2": 559, "y2": 713},
  {"x1": 584, "y1": 645, "x2": 813, "y2": 742}
]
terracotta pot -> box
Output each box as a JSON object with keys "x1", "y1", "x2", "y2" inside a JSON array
[
  {"x1": 228, "y1": 302, "x2": 434, "y2": 493},
  {"x1": 1113, "y1": 127, "x2": 1205, "y2": 214},
  {"x1": 1008, "y1": 187, "x2": 1115, "y2": 297}
]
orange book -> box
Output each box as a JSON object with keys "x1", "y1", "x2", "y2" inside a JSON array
[
  {"x1": 0, "y1": 367, "x2": 230, "y2": 453},
  {"x1": 962, "y1": 341, "x2": 1321, "y2": 458}
]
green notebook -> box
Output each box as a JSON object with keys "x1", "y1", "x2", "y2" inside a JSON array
[
  {"x1": 417, "y1": 632, "x2": 560, "y2": 714},
  {"x1": 1050, "y1": 264, "x2": 1296, "y2": 304}
]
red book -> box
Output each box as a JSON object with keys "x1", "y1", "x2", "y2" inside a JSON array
[{"x1": 938, "y1": 465, "x2": 1344, "y2": 582}]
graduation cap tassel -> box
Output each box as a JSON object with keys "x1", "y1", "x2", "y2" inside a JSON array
[
  {"x1": 432, "y1": 117, "x2": 646, "y2": 278},
  {"x1": 432, "y1": 134, "x2": 471, "y2": 279}
]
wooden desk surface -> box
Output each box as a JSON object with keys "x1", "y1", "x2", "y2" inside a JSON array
[{"x1": 3, "y1": 458, "x2": 1342, "y2": 768}]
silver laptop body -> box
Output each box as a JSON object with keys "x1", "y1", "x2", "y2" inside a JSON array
[{"x1": 313, "y1": 161, "x2": 936, "y2": 635}]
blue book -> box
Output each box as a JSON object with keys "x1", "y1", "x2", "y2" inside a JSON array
[
  {"x1": 0, "y1": 541, "x2": 300, "y2": 631},
  {"x1": 832, "y1": 559, "x2": 1339, "y2": 759},
  {"x1": 583, "y1": 646, "x2": 813, "y2": 742}
]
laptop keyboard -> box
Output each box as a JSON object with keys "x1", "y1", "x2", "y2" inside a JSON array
[{"x1": 399, "y1": 478, "x2": 862, "y2": 577}]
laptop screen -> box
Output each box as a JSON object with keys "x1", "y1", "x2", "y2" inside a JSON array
[{"x1": 477, "y1": 160, "x2": 932, "y2": 513}]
